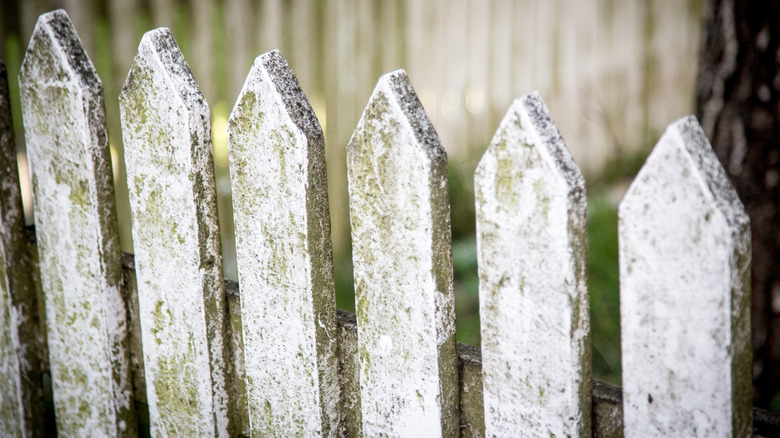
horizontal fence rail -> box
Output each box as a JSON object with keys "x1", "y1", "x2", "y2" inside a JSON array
[{"x1": 2, "y1": 8, "x2": 780, "y2": 438}]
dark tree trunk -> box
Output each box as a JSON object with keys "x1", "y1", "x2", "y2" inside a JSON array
[{"x1": 696, "y1": 0, "x2": 780, "y2": 408}]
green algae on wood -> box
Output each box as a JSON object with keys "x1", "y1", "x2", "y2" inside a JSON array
[
  {"x1": 227, "y1": 50, "x2": 339, "y2": 437},
  {"x1": 18, "y1": 10, "x2": 136, "y2": 437},
  {"x1": 347, "y1": 70, "x2": 458, "y2": 437},
  {"x1": 0, "y1": 59, "x2": 46, "y2": 438},
  {"x1": 618, "y1": 116, "x2": 752, "y2": 437},
  {"x1": 119, "y1": 27, "x2": 236, "y2": 437},
  {"x1": 474, "y1": 93, "x2": 591, "y2": 437}
]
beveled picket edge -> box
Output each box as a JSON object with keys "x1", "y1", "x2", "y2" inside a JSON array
[
  {"x1": 475, "y1": 92, "x2": 591, "y2": 437},
  {"x1": 227, "y1": 50, "x2": 340, "y2": 436},
  {"x1": 18, "y1": 9, "x2": 135, "y2": 437},
  {"x1": 0, "y1": 60, "x2": 46, "y2": 438},
  {"x1": 347, "y1": 69, "x2": 459, "y2": 436},
  {"x1": 619, "y1": 116, "x2": 752, "y2": 437},
  {"x1": 118, "y1": 27, "x2": 235, "y2": 437}
]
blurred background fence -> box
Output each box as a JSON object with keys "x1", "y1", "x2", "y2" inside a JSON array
[{"x1": 0, "y1": 0, "x2": 707, "y2": 385}]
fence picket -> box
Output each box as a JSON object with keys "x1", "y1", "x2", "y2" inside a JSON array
[
  {"x1": 619, "y1": 116, "x2": 752, "y2": 437},
  {"x1": 475, "y1": 92, "x2": 591, "y2": 437},
  {"x1": 227, "y1": 50, "x2": 340, "y2": 436},
  {"x1": 119, "y1": 28, "x2": 236, "y2": 437},
  {"x1": 18, "y1": 10, "x2": 135, "y2": 436},
  {"x1": 347, "y1": 70, "x2": 458, "y2": 436},
  {"x1": 0, "y1": 60, "x2": 45, "y2": 438}
]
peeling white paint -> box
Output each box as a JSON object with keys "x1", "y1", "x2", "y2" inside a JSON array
[
  {"x1": 347, "y1": 70, "x2": 458, "y2": 437},
  {"x1": 18, "y1": 9, "x2": 134, "y2": 437},
  {"x1": 119, "y1": 28, "x2": 233, "y2": 437},
  {"x1": 227, "y1": 50, "x2": 340, "y2": 437},
  {"x1": 619, "y1": 116, "x2": 752, "y2": 438},
  {"x1": 475, "y1": 92, "x2": 591, "y2": 437}
]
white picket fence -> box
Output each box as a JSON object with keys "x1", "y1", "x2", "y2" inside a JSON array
[{"x1": 0, "y1": 9, "x2": 776, "y2": 438}]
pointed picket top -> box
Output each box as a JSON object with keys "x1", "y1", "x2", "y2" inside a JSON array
[
  {"x1": 20, "y1": 9, "x2": 101, "y2": 97},
  {"x1": 474, "y1": 92, "x2": 591, "y2": 437},
  {"x1": 18, "y1": 10, "x2": 135, "y2": 436},
  {"x1": 227, "y1": 50, "x2": 340, "y2": 436},
  {"x1": 119, "y1": 28, "x2": 235, "y2": 437},
  {"x1": 0, "y1": 60, "x2": 45, "y2": 438},
  {"x1": 347, "y1": 70, "x2": 458, "y2": 437},
  {"x1": 619, "y1": 116, "x2": 751, "y2": 437}
]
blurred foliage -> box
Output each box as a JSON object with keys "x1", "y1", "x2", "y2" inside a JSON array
[
  {"x1": 449, "y1": 161, "x2": 480, "y2": 347},
  {"x1": 587, "y1": 193, "x2": 621, "y2": 384},
  {"x1": 586, "y1": 146, "x2": 652, "y2": 384}
]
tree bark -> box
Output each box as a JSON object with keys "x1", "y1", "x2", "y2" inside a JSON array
[{"x1": 696, "y1": 0, "x2": 780, "y2": 408}]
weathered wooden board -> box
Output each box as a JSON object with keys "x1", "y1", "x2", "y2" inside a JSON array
[
  {"x1": 475, "y1": 92, "x2": 591, "y2": 437},
  {"x1": 619, "y1": 116, "x2": 752, "y2": 437},
  {"x1": 227, "y1": 50, "x2": 339, "y2": 437},
  {"x1": 119, "y1": 27, "x2": 235, "y2": 437},
  {"x1": 0, "y1": 58, "x2": 45, "y2": 438},
  {"x1": 19, "y1": 9, "x2": 135, "y2": 437},
  {"x1": 347, "y1": 70, "x2": 458, "y2": 437}
]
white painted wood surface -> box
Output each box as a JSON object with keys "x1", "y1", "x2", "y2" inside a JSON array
[
  {"x1": 475, "y1": 92, "x2": 591, "y2": 437},
  {"x1": 0, "y1": 60, "x2": 45, "y2": 438},
  {"x1": 119, "y1": 28, "x2": 234, "y2": 437},
  {"x1": 18, "y1": 9, "x2": 135, "y2": 437},
  {"x1": 228, "y1": 50, "x2": 340, "y2": 437},
  {"x1": 619, "y1": 116, "x2": 752, "y2": 437},
  {"x1": 347, "y1": 70, "x2": 458, "y2": 437}
]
